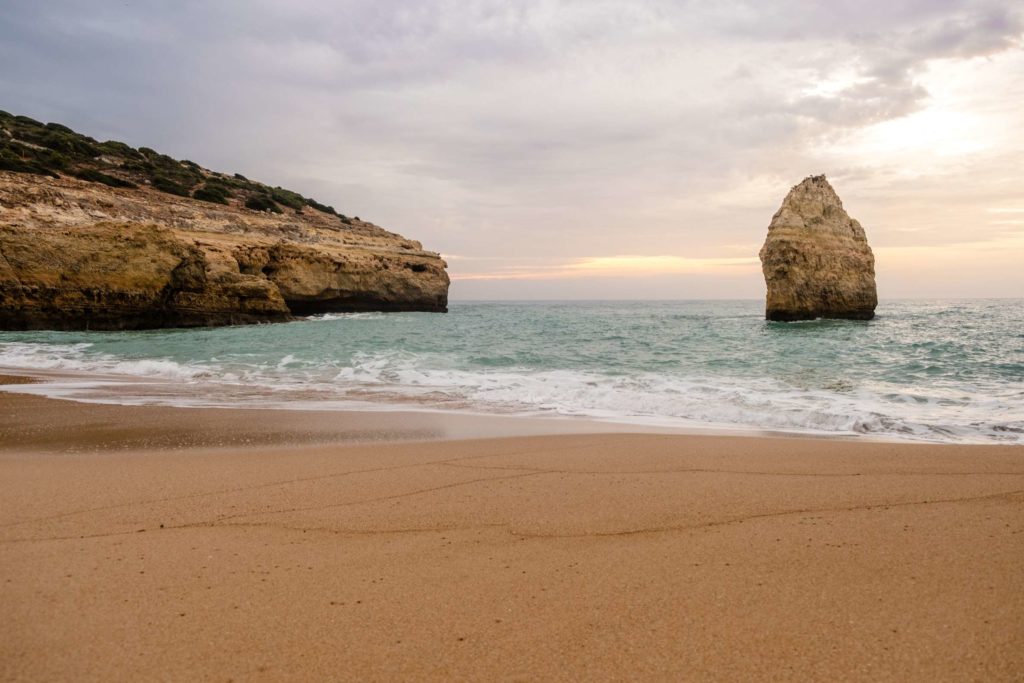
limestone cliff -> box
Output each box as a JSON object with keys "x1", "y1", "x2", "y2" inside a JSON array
[
  {"x1": 759, "y1": 175, "x2": 877, "y2": 321},
  {"x1": 0, "y1": 113, "x2": 448, "y2": 330}
]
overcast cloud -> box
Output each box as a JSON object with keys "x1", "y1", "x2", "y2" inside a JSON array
[{"x1": 2, "y1": 1, "x2": 1022, "y2": 298}]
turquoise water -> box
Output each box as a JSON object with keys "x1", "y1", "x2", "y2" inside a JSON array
[{"x1": 1, "y1": 300, "x2": 1022, "y2": 443}]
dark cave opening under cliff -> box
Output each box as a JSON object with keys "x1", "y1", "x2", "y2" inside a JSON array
[{"x1": 284, "y1": 297, "x2": 446, "y2": 315}]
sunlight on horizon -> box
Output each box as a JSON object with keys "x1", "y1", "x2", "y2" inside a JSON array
[{"x1": 451, "y1": 255, "x2": 760, "y2": 282}]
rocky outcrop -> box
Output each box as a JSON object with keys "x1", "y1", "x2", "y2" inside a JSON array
[
  {"x1": 0, "y1": 221, "x2": 288, "y2": 329},
  {"x1": 0, "y1": 172, "x2": 448, "y2": 330},
  {"x1": 759, "y1": 175, "x2": 877, "y2": 321}
]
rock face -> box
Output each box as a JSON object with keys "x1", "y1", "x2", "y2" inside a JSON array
[
  {"x1": 759, "y1": 175, "x2": 877, "y2": 321},
  {"x1": 0, "y1": 175, "x2": 449, "y2": 330}
]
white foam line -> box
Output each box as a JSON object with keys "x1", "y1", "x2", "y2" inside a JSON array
[{"x1": 1, "y1": 340, "x2": 1021, "y2": 445}]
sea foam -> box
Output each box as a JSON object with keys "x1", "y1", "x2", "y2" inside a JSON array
[{"x1": 1, "y1": 300, "x2": 1021, "y2": 444}]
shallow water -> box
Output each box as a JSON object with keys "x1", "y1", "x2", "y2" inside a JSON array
[{"x1": 1, "y1": 300, "x2": 1022, "y2": 443}]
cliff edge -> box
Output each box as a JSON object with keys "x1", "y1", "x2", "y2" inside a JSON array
[
  {"x1": 759, "y1": 175, "x2": 877, "y2": 322},
  {"x1": 0, "y1": 112, "x2": 448, "y2": 330}
]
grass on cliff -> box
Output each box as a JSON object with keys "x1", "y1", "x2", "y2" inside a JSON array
[{"x1": 0, "y1": 109, "x2": 352, "y2": 221}]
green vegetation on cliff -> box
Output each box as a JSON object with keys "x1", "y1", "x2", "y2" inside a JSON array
[{"x1": 0, "y1": 110, "x2": 347, "y2": 220}]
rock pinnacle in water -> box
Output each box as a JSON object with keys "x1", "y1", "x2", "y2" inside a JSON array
[{"x1": 759, "y1": 175, "x2": 877, "y2": 321}]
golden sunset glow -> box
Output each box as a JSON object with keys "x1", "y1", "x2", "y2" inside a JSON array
[
  {"x1": 567, "y1": 255, "x2": 758, "y2": 273},
  {"x1": 451, "y1": 255, "x2": 760, "y2": 281}
]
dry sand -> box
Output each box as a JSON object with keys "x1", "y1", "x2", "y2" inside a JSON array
[{"x1": 1, "y1": 383, "x2": 1022, "y2": 681}]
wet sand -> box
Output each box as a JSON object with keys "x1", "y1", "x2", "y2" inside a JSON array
[{"x1": 1, "y1": 384, "x2": 1022, "y2": 681}]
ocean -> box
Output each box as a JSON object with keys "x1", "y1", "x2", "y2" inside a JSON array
[{"x1": 1, "y1": 300, "x2": 1021, "y2": 444}]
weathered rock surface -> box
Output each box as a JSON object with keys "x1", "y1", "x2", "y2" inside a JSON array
[
  {"x1": 759, "y1": 175, "x2": 877, "y2": 321},
  {"x1": 0, "y1": 172, "x2": 449, "y2": 330}
]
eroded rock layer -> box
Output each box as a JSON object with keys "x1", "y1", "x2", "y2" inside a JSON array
[
  {"x1": 0, "y1": 172, "x2": 449, "y2": 330},
  {"x1": 759, "y1": 175, "x2": 877, "y2": 322}
]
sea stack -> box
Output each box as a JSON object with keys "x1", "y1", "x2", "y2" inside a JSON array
[{"x1": 759, "y1": 175, "x2": 877, "y2": 321}]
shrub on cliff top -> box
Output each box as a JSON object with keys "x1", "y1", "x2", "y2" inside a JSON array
[
  {"x1": 39, "y1": 130, "x2": 101, "y2": 158},
  {"x1": 0, "y1": 151, "x2": 57, "y2": 177},
  {"x1": 151, "y1": 175, "x2": 191, "y2": 197},
  {"x1": 73, "y1": 168, "x2": 137, "y2": 188},
  {"x1": 97, "y1": 140, "x2": 143, "y2": 160},
  {"x1": 193, "y1": 182, "x2": 232, "y2": 204},
  {"x1": 270, "y1": 187, "x2": 305, "y2": 211},
  {"x1": 0, "y1": 110, "x2": 370, "y2": 226},
  {"x1": 0, "y1": 141, "x2": 64, "y2": 176},
  {"x1": 305, "y1": 198, "x2": 337, "y2": 216},
  {"x1": 208, "y1": 174, "x2": 250, "y2": 190},
  {"x1": 245, "y1": 195, "x2": 282, "y2": 213},
  {"x1": 138, "y1": 150, "x2": 202, "y2": 192},
  {"x1": 36, "y1": 148, "x2": 70, "y2": 171}
]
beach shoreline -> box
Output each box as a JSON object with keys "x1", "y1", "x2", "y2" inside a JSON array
[
  {"x1": 0, "y1": 367, "x2": 1007, "y2": 447},
  {"x1": 1, "y1": 382, "x2": 1023, "y2": 681},
  {"x1": 2, "y1": 299, "x2": 1020, "y2": 446}
]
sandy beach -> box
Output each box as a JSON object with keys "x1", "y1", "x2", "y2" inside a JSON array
[{"x1": 1, "y1": 381, "x2": 1022, "y2": 681}]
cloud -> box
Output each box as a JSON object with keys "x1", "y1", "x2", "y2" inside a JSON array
[
  {"x1": 0, "y1": 1, "x2": 1021, "y2": 298},
  {"x1": 786, "y1": 4, "x2": 1023, "y2": 129}
]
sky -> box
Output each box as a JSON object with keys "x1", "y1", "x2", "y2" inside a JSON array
[{"x1": 2, "y1": 1, "x2": 1022, "y2": 300}]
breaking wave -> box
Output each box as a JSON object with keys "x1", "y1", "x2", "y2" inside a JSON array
[{"x1": 1, "y1": 329, "x2": 1020, "y2": 445}]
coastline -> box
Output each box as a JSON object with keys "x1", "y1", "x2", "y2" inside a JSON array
[
  {"x1": 1, "y1": 382, "x2": 1022, "y2": 680},
  {"x1": 2, "y1": 298, "x2": 1021, "y2": 446},
  {"x1": 0, "y1": 366, "x2": 1010, "y2": 446},
  {"x1": 0, "y1": 372, "x2": 683, "y2": 452}
]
